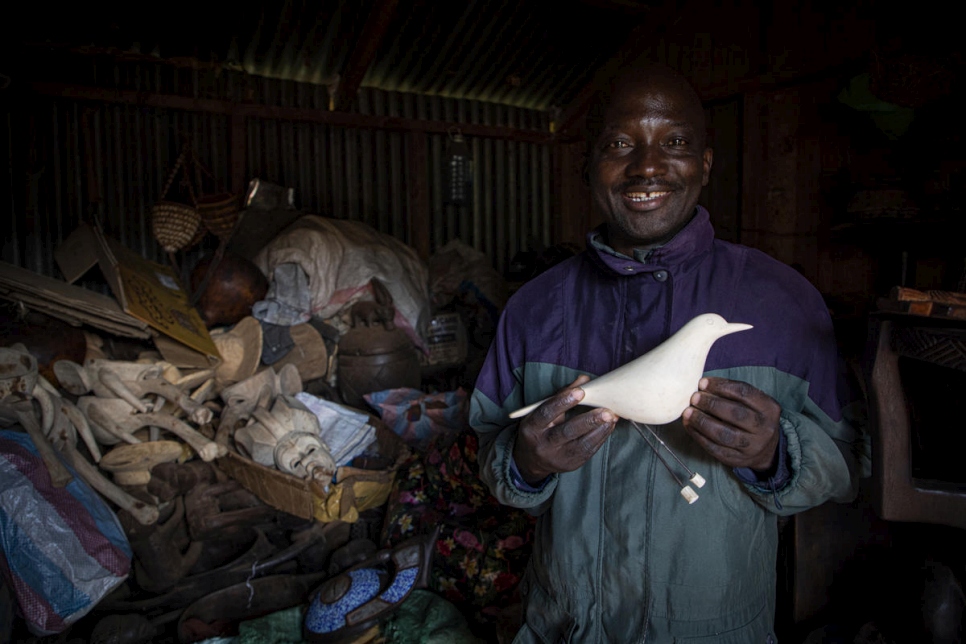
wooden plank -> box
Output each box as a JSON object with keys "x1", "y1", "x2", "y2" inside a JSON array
[
  {"x1": 407, "y1": 132, "x2": 430, "y2": 260},
  {"x1": 35, "y1": 82, "x2": 234, "y2": 115},
  {"x1": 31, "y1": 82, "x2": 552, "y2": 144},
  {"x1": 869, "y1": 320, "x2": 966, "y2": 530},
  {"x1": 331, "y1": 0, "x2": 400, "y2": 111},
  {"x1": 875, "y1": 288, "x2": 966, "y2": 322},
  {"x1": 0, "y1": 261, "x2": 146, "y2": 328}
]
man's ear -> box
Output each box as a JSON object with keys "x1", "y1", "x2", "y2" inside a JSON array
[{"x1": 702, "y1": 147, "x2": 714, "y2": 186}]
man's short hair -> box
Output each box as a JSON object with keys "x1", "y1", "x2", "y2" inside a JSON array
[{"x1": 584, "y1": 64, "x2": 707, "y2": 146}]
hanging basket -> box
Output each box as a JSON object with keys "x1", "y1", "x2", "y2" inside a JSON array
[
  {"x1": 151, "y1": 201, "x2": 202, "y2": 253},
  {"x1": 197, "y1": 193, "x2": 241, "y2": 240},
  {"x1": 151, "y1": 145, "x2": 204, "y2": 253}
]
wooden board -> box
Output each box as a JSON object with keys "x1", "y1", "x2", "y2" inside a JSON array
[
  {"x1": 0, "y1": 261, "x2": 150, "y2": 338},
  {"x1": 877, "y1": 286, "x2": 966, "y2": 321}
]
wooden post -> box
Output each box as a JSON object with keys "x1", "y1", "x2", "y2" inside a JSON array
[
  {"x1": 230, "y1": 112, "x2": 247, "y2": 197},
  {"x1": 407, "y1": 132, "x2": 430, "y2": 260},
  {"x1": 552, "y1": 140, "x2": 594, "y2": 246}
]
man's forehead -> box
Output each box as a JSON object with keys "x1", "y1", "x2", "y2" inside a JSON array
[
  {"x1": 609, "y1": 81, "x2": 700, "y2": 114},
  {"x1": 602, "y1": 90, "x2": 704, "y2": 130},
  {"x1": 585, "y1": 65, "x2": 707, "y2": 142}
]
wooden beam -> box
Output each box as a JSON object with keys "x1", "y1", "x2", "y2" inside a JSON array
[
  {"x1": 31, "y1": 82, "x2": 553, "y2": 144},
  {"x1": 331, "y1": 0, "x2": 400, "y2": 111},
  {"x1": 406, "y1": 132, "x2": 430, "y2": 260},
  {"x1": 235, "y1": 103, "x2": 552, "y2": 143}
]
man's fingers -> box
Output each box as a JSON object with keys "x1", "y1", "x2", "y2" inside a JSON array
[
  {"x1": 573, "y1": 413, "x2": 618, "y2": 453},
  {"x1": 684, "y1": 399, "x2": 780, "y2": 470},
  {"x1": 528, "y1": 388, "x2": 585, "y2": 429},
  {"x1": 569, "y1": 374, "x2": 592, "y2": 388},
  {"x1": 547, "y1": 408, "x2": 616, "y2": 444},
  {"x1": 550, "y1": 411, "x2": 617, "y2": 471},
  {"x1": 697, "y1": 377, "x2": 772, "y2": 413},
  {"x1": 688, "y1": 390, "x2": 764, "y2": 431},
  {"x1": 682, "y1": 415, "x2": 746, "y2": 465},
  {"x1": 525, "y1": 375, "x2": 593, "y2": 430},
  {"x1": 684, "y1": 407, "x2": 752, "y2": 450}
]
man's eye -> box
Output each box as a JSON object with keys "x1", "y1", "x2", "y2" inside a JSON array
[
  {"x1": 667, "y1": 137, "x2": 688, "y2": 147},
  {"x1": 605, "y1": 140, "x2": 630, "y2": 149}
]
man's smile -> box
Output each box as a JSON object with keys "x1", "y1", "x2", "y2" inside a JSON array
[
  {"x1": 619, "y1": 185, "x2": 677, "y2": 212},
  {"x1": 624, "y1": 190, "x2": 670, "y2": 202}
]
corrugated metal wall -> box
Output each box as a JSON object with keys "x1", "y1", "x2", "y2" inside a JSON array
[{"x1": 1, "y1": 60, "x2": 553, "y2": 280}]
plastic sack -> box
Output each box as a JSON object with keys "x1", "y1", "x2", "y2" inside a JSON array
[
  {"x1": 0, "y1": 430, "x2": 131, "y2": 635},
  {"x1": 427, "y1": 240, "x2": 506, "y2": 321},
  {"x1": 253, "y1": 216, "x2": 431, "y2": 351},
  {"x1": 364, "y1": 388, "x2": 468, "y2": 451}
]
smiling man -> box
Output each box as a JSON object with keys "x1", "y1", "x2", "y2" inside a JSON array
[
  {"x1": 470, "y1": 65, "x2": 867, "y2": 643},
  {"x1": 589, "y1": 66, "x2": 713, "y2": 255}
]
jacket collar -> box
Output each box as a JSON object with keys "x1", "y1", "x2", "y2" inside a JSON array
[{"x1": 587, "y1": 205, "x2": 715, "y2": 274}]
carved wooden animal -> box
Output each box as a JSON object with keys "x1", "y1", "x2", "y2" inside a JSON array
[{"x1": 509, "y1": 313, "x2": 753, "y2": 425}]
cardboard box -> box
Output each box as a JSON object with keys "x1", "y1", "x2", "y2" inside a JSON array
[
  {"x1": 217, "y1": 418, "x2": 410, "y2": 523},
  {"x1": 55, "y1": 222, "x2": 220, "y2": 366}
]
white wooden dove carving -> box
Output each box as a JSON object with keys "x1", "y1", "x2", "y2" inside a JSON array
[{"x1": 509, "y1": 313, "x2": 753, "y2": 425}]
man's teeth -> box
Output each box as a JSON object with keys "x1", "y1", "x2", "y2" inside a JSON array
[{"x1": 625, "y1": 191, "x2": 669, "y2": 201}]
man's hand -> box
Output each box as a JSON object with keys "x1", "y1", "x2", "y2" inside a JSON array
[
  {"x1": 513, "y1": 375, "x2": 617, "y2": 485},
  {"x1": 682, "y1": 377, "x2": 781, "y2": 472}
]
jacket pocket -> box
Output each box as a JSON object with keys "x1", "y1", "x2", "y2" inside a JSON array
[
  {"x1": 672, "y1": 599, "x2": 774, "y2": 643},
  {"x1": 516, "y1": 575, "x2": 578, "y2": 644},
  {"x1": 675, "y1": 631, "x2": 776, "y2": 644}
]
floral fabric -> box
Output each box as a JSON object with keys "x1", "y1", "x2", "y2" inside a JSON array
[{"x1": 380, "y1": 428, "x2": 534, "y2": 628}]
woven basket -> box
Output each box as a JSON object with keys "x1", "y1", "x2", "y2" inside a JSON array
[
  {"x1": 870, "y1": 51, "x2": 954, "y2": 109},
  {"x1": 197, "y1": 193, "x2": 241, "y2": 240},
  {"x1": 151, "y1": 201, "x2": 202, "y2": 253}
]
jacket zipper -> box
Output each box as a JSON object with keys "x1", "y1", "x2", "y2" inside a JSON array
[
  {"x1": 635, "y1": 430, "x2": 658, "y2": 644},
  {"x1": 640, "y1": 270, "x2": 671, "y2": 643}
]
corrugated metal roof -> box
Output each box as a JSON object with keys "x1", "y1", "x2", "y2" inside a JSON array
[
  {"x1": 365, "y1": 0, "x2": 638, "y2": 110},
  {"x1": 18, "y1": 0, "x2": 651, "y2": 111}
]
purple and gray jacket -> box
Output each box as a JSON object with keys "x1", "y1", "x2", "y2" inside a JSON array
[{"x1": 469, "y1": 206, "x2": 867, "y2": 643}]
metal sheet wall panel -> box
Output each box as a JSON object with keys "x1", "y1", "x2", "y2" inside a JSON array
[{"x1": 2, "y1": 61, "x2": 552, "y2": 281}]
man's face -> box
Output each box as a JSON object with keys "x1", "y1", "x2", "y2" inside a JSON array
[{"x1": 589, "y1": 79, "x2": 713, "y2": 256}]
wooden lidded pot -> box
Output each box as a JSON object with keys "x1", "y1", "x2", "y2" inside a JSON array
[{"x1": 337, "y1": 310, "x2": 420, "y2": 410}]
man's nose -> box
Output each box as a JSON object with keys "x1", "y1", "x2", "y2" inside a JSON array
[{"x1": 625, "y1": 144, "x2": 667, "y2": 178}]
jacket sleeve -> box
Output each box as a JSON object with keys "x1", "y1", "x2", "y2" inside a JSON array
[
  {"x1": 740, "y1": 398, "x2": 868, "y2": 516},
  {"x1": 469, "y1": 309, "x2": 558, "y2": 515},
  {"x1": 715, "y1": 250, "x2": 871, "y2": 516},
  {"x1": 730, "y1": 325, "x2": 871, "y2": 517}
]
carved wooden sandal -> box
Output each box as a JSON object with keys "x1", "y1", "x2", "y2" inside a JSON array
[{"x1": 303, "y1": 528, "x2": 438, "y2": 642}]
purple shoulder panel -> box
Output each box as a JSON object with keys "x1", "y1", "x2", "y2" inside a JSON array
[{"x1": 475, "y1": 214, "x2": 845, "y2": 422}]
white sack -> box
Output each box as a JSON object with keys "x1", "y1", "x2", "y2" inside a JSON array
[{"x1": 254, "y1": 216, "x2": 431, "y2": 351}]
